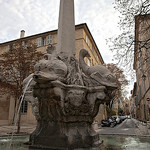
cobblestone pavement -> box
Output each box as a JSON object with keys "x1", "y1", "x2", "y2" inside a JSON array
[
  {"x1": 0, "y1": 124, "x2": 36, "y2": 136},
  {"x1": 0, "y1": 118, "x2": 149, "y2": 137},
  {"x1": 96, "y1": 118, "x2": 150, "y2": 136}
]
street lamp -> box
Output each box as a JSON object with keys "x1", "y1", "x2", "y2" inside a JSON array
[{"x1": 142, "y1": 74, "x2": 146, "y2": 81}]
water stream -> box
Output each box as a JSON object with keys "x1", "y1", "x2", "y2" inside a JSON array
[{"x1": 8, "y1": 77, "x2": 33, "y2": 149}]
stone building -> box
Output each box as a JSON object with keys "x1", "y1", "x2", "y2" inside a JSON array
[
  {"x1": 0, "y1": 23, "x2": 106, "y2": 125},
  {"x1": 111, "y1": 99, "x2": 119, "y2": 115},
  {"x1": 131, "y1": 83, "x2": 137, "y2": 118},
  {"x1": 123, "y1": 97, "x2": 131, "y2": 115},
  {"x1": 133, "y1": 14, "x2": 150, "y2": 121}
]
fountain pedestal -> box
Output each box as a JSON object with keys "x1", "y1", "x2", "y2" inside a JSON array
[
  {"x1": 28, "y1": 80, "x2": 105, "y2": 149},
  {"x1": 24, "y1": 0, "x2": 117, "y2": 148}
]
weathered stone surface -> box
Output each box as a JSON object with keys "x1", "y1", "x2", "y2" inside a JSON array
[
  {"x1": 28, "y1": 80, "x2": 105, "y2": 149},
  {"x1": 79, "y1": 49, "x2": 117, "y2": 89},
  {"x1": 24, "y1": 45, "x2": 117, "y2": 149},
  {"x1": 23, "y1": 0, "x2": 117, "y2": 149},
  {"x1": 57, "y1": 0, "x2": 76, "y2": 58}
]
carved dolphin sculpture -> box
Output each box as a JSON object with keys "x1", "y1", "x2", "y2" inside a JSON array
[
  {"x1": 79, "y1": 49, "x2": 117, "y2": 89},
  {"x1": 33, "y1": 53, "x2": 68, "y2": 83}
]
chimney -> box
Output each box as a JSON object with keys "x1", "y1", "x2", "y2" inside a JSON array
[{"x1": 20, "y1": 30, "x2": 25, "y2": 38}]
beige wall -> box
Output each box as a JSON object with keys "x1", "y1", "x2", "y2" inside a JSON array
[
  {"x1": 0, "y1": 94, "x2": 11, "y2": 125},
  {"x1": 112, "y1": 99, "x2": 119, "y2": 115},
  {"x1": 134, "y1": 15, "x2": 150, "y2": 121},
  {"x1": 20, "y1": 103, "x2": 36, "y2": 124},
  {"x1": 0, "y1": 94, "x2": 10, "y2": 119}
]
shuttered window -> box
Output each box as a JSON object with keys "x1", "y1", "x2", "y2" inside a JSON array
[
  {"x1": 47, "y1": 35, "x2": 53, "y2": 45},
  {"x1": 21, "y1": 100, "x2": 28, "y2": 114},
  {"x1": 36, "y1": 37, "x2": 42, "y2": 47}
]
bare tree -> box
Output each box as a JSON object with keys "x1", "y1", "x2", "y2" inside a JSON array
[
  {"x1": 107, "y1": 0, "x2": 150, "y2": 76},
  {"x1": 0, "y1": 41, "x2": 43, "y2": 133}
]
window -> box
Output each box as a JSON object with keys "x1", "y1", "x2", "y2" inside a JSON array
[
  {"x1": 135, "y1": 96, "x2": 138, "y2": 105},
  {"x1": 96, "y1": 55, "x2": 99, "y2": 62},
  {"x1": 0, "y1": 65, "x2": 3, "y2": 80},
  {"x1": 12, "y1": 43, "x2": 16, "y2": 48},
  {"x1": 85, "y1": 35, "x2": 90, "y2": 47},
  {"x1": 91, "y1": 59, "x2": 94, "y2": 66},
  {"x1": 36, "y1": 37, "x2": 42, "y2": 47},
  {"x1": 22, "y1": 41, "x2": 25, "y2": 47},
  {"x1": 21, "y1": 41, "x2": 29, "y2": 48},
  {"x1": 21, "y1": 100, "x2": 28, "y2": 114},
  {"x1": 86, "y1": 35, "x2": 88, "y2": 43},
  {"x1": 47, "y1": 35, "x2": 53, "y2": 45},
  {"x1": 138, "y1": 86, "x2": 141, "y2": 102},
  {"x1": 92, "y1": 45, "x2": 95, "y2": 52},
  {"x1": 6, "y1": 45, "x2": 10, "y2": 52},
  {"x1": 138, "y1": 60, "x2": 142, "y2": 71},
  {"x1": 42, "y1": 37, "x2": 46, "y2": 46}
]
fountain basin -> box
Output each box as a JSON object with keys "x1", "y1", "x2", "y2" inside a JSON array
[
  {"x1": 28, "y1": 80, "x2": 106, "y2": 149},
  {"x1": 1, "y1": 135, "x2": 150, "y2": 150}
]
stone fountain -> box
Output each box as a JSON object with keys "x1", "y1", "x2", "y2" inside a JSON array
[{"x1": 23, "y1": 0, "x2": 117, "y2": 149}]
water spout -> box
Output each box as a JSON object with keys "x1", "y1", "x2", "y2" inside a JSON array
[{"x1": 8, "y1": 76, "x2": 33, "y2": 148}]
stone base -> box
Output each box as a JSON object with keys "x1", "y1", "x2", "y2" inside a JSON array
[
  {"x1": 27, "y1": 79, "x2": 106, "y2": 149},
  {"x1": 28, "y1": 122, "x2": 102, "y2": 149},
  {"x1": 28, "y1": 135, "x2": 102, "y2": 150}
]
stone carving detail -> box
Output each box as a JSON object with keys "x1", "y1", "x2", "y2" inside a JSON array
[
  {"x1": 24, "y1": 45, "x2": 117, "y2": 149},
  {"x1": 64, "y1": 89, "x2": 90, "y2": 116},
  {"x1": 79, "y1": 49, "x2": 117, "y2": 89},
  {"x1": 23, "y1": 74, "x2": 40, "y2": 121},
  {"x1": 34, "y1": 48, "x2": 68, "y2": 84},
  {"x1": 21, "y1": 0, "x2": 118, "y2": 148}
]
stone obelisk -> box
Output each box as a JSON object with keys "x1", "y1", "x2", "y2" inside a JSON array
[
  {"x1": 57, "y1": 0, "x2": 76, "y2": 57},
  {"x1": 28, "y1": 0, "x2": 107, "y2": 149}
]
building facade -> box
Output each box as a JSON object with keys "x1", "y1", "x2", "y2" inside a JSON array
[
  {"x1": 131, "y1": 82, "x2": 137, "y2": 118},
  {"x1": 0, "y1": 23, "x2": 106, "y2": 125},
  {"x1": 133, "y1": 14, "x2": 150, "y2": 121}
]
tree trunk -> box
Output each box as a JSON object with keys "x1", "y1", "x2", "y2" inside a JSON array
[
  {"x1": 16, "y1": 96, "x2": 22, "y2": 134},
  {"x1": 12, "y1": 96, "x2": 17, "y2": 124},
  {"x1": 17, "y1": 108, "x2": 21, "y2": 134}
]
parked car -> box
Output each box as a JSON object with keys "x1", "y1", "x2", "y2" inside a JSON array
[
  {"x1": 111, "y1": 116, "x2": 122, "y2": 124},
  {"x1": 101, "y1": 119, "x2": 110, "y2": 127},
  {"x1": 101, "y1": 117, "x2": 117, "y2": 127},
  {"x1": 127, "y1": 115, "x2": 131, "y2": 119},
  {"x1": 120, "y1": 116, "x2": 127, "y2": 122},
  {"x1": 109, "y1": 117, "x2": 117, "y2": 127}
]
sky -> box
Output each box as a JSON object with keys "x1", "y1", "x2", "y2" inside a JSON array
[{"x1": 0, "y1": 0, "x2": 133, "y2": 96}]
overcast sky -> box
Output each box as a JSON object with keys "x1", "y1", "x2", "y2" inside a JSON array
[
  {"x1": 0, "y1": 0, "x2": 133, "y2": 96},
  {"x1": 0, "y1": 0, "x2": 121, "y2": 62}
]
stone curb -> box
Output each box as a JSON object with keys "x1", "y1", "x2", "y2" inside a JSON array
[
  {"x1": 98, "y1": 132, "x2": 150, "y2": 137},
  {"x1": 0, "y1": 134, "x2": 29, "y2": 138}
]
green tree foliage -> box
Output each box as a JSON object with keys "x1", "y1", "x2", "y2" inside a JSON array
[{"x1": 106, "y1": 105, "x2": 117, "y2": 117}]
